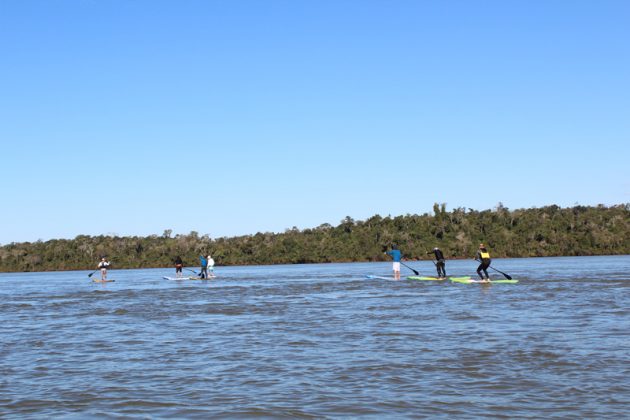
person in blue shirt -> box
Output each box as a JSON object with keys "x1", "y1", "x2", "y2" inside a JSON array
[
  {"x1": 385, "y1": 244, "x2": 402, "y2": 280},
  {"x1": 199, "y1": 255, "x2": 208, "y2": 279}
]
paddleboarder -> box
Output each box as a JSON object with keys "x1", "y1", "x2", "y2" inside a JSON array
[
  {"x1": 427, "y1": 247, "x2": 446, "y2": 279},
  {"x1": 207, "y1": 255, "x2": 215, "y2": 278},
  {"x1": 199, "y1": 254, "x2": 208, "y2": 279},
  {"x1": 475, "y1": 243, "x2": 491, "y2": 281},
  {"x1": 174, "y1": 256, "x2": 184, "y2": 278},
  {"x1": 385, "y1": 244, "x2": 402, "y2": 280},
  {"x1": 97, "y1": 257, "x2": 110, "y2": 281}
]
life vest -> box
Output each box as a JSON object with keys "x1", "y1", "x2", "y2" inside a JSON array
[{"x1": 480, "y1": 251, "x2": 490, "y2": 259}]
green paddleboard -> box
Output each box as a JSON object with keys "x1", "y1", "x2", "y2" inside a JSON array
[{"x1": 451, "y1": 278, "x2": 518, "y2": 284}]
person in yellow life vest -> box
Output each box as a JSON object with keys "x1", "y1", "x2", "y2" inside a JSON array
[{"x1": 475, "y1": 243, "x2": 491, "y2": 280}]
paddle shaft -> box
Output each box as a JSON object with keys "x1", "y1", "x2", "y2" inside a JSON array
[
  {"x1": 476, "y1": 259, "x2": 512, "y2": 280},
  {"x1": 488, "y1": 265, "x2": 512, "y2": 280}
]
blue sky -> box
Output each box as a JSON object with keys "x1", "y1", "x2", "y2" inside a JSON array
[{"x1": 1, "y1": 0, "x2": 628, "y2": 244}]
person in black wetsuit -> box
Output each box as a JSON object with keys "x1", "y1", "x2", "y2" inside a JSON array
[
  {"x1": 174, "y1": 256, "x2": 184, "y2": 278},
  {"x1": 427, "y1": 247, "x2": 446, "y2": 279},
  {"x1": 475, "y1": 243, "x2": 491, "y2": 281}
]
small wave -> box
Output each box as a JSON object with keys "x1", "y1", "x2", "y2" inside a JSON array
[{"x1": 112, "y1": 399, "x2": 179, "y2": 408}]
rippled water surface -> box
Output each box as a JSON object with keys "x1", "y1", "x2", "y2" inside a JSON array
[{"x1": 1, "y1": 256, "x2": 629, "y2": 418}]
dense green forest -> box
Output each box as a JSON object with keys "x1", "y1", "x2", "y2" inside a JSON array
[{"x1": 1, "y1": 204, "x2": 628, "y2": 272}]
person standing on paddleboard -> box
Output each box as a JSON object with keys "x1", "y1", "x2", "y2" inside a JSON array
[
  {"x1": 475, "y1": 244, "x2": 491, "y2": 281},
  {"x1": 97, "y1": 257, "x2": 110, "y2": 281},
  {"x1": 427, "y1": 247, "x2": 447, "y2": 279},
  {"x1": 207, "y1": 255, "x2": 215, "y2": 278},
  {"x1": 199, "y1": 255, "x2": 208, "y2": 279},
  {"x1": 385, "y1": 244, "x2": 402, "y2": 280},
  {"x1": 174, "y1": 256, "x2": 184, "y2": 278}
]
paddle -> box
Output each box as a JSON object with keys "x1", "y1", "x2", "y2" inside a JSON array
[
  {"x1": 400, "y1": 261, "x2": 419, "y2": 276},
  {"x1": 185, "y1": 268, "x2": 200, "y2": 276},
  {"x1": 488, "y1": 266, "x2": 512, "y2": 280},
  {"x1": 476, "y1": 259, "x2": 512, "y2": 280}
]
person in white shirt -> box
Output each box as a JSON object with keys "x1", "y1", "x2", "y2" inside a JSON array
[
  {"x1": 208, "y1": 255, "x2": 215, "y2": 277},
  {"x1": 97, "y1": 257, "x2": 110, "y2": 281}
]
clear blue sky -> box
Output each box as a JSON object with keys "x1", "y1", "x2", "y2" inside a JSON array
[{"x1": 1, "y1": 0, "x2": 628, "y2": 244}]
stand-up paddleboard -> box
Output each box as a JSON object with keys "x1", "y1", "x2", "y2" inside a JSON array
[
  {"x1": 163, "y1": 276, "x2": 216, "y2": 281},
  {"x1": 92, "y1": 279, "x2": 115, "y2": 283},
  {"x1": 451, "y1": 278, "x2": 519, "y2": 284},
  {"x1": 407, "y1": 276, "x2": 471, "y2": 281},
  {"x1": 365, "y1": 275, "x2": 398, "y2": 281}
]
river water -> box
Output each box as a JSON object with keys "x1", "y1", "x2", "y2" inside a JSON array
[{"x1": 1, "y1": 256, "x2": 629, "y2": 418}]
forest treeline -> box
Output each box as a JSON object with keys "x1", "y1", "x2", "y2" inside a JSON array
[{"x1": 1, "y1": 203, "x2": 628, "y2": 272}]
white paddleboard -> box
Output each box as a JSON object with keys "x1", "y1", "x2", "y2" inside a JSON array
[{"x1": 365, "y1": 275, "x2": 398, "y2": 281}]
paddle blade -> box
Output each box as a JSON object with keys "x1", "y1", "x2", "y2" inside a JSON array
[
  {"x1": 494, "y1": 267, "x2": 512, "y2": 280},
  {"x1": 401, "y1": 262, "x2": 419, "y2": 276},
  {"x1": 488, "y1": 265, "x2": 512, "y2": 280}
]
